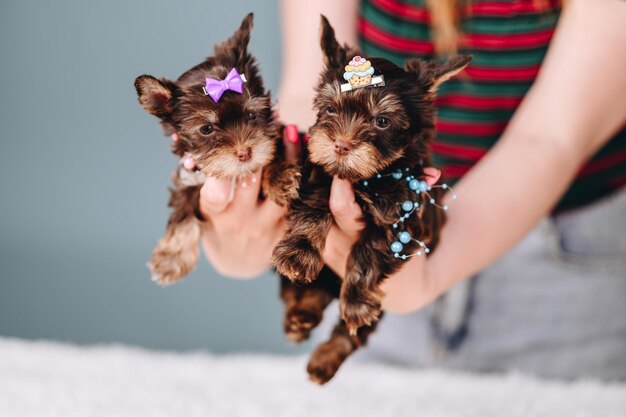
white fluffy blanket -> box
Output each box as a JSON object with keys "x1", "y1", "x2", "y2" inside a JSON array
[{"x1": 0, "y1": 337, "x2": 624, "y2": 417}]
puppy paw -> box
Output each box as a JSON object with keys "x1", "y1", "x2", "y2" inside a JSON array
[
  {"x1": 265, "y1": 164, "x2": 301, "y2": 207},
  {"x1": 148, "y1": 257, "x2": 195, "y2": 286},
  {"x1": 307, "y1": 338, "x2": 351, "y2": 385},
  {"x1": 284, "y1": 308, "x2": 322, "y2": 343},
  {"x1": 148, "y1": 220, "x2": 200, "y2": 286},
  {"x1": 273, "y1": 236, "x2": 323, "y2": 283},
  {"x1": 340, "y1": 287, "x2": 382, "y2": 335}
]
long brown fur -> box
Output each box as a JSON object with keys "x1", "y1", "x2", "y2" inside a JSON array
[
  {"x1": 134, "y1": 14, "x2": 300, "y2": 285},
  {"x1": 134, "y1": 14, "x2": 347, "y2": 387},
  {"x1": 273, "y1": 15, "x2": 471, "y2": 384}
]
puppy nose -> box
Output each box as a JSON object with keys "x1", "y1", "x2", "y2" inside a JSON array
[
  {"x1": 236, "y1": 147, "x2": 252, "y2": 162},
  {"x1": 334, "y1": 140, "x2": 352, "y2": 155}
]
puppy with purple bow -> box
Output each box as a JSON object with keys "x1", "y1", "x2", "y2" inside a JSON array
[{"x1": 134, "y1": 14, "x2": 300, "y2": 285}]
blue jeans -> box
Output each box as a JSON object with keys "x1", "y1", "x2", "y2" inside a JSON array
[{"x1": 316, "y1": 187, "x2": 626, "y2": 380}]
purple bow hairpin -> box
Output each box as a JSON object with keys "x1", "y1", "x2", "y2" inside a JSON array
[{"x1": 202, "y1": 67, "x2": 247, "y2": 102}]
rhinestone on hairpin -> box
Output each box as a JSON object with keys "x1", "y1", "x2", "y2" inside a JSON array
[{"x1": 361, "y1": 167, "x2": 457, "y2": 260}]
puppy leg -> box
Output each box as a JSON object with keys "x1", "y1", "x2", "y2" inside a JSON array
[
  {"x1": 307, "y1": 318, "x2": 380, "y2": 385},
  {"x1": 148, "y1": 185, "x2": 202, "y2": 286},
  {"x1": 280, "y1": 266, "x2": 340, "y2": 343},
  {"x1": 273, "y1": 189, "x2": 333, "y2": 284},
  {"x1": 340, "y1": 227, "x2": 390, "y2": 335},
  {"x1": 262, "y1": 160, "x2": 301, "y2": 207}
]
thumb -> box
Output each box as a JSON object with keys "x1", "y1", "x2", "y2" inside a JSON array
[{"x1": 329, "y1": 177, "x2": 364, "y2": 236}]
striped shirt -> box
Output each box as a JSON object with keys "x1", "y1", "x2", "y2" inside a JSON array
[{"x1": 359, "y1": 0, "x2": 626, "y2": 212}]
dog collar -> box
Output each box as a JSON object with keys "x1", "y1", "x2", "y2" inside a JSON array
[{"x1": 360, "y1": 165, "x2": 456, "y2": 260}]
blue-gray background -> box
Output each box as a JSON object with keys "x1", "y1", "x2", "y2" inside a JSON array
[{"x1": 0, "y1": 0, "x2": 307, "y2": 353}]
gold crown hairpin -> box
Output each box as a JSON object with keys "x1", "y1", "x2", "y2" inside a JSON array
[{"x1": 340, "y1": 56, "x2": 385, "y2": 93}]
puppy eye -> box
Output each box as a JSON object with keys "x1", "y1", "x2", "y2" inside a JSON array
[
  {"x1": 374, "y1": 116, "x2": 390, "y2": 129},
  {"x1": 199, "y1": 124, "x2": 214, "y2": 135},
  {"x1": 325, "y1": 106, "x2": 336, "y2": 116},
  {"x1": 246, "y1": 112, "x2": 256, "y2": 121}
]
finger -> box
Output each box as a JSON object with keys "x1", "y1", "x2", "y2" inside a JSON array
[
  {"x1": 182, "y1": 154, "x2": 196, "y2": 170},
  {"x1": 283, "y1": 124, "x2": 302, "y2": 164},
  {"x1": 329, "y1": 176, "x2": 364, "y2": 237},
  {"x1": 199, "y1": 176, "x2": 233, "y2": 217},
  {"x1": 259, "y1": 197, "x2": 289, "y2": 224},
  {"x1": 423, "y1": 167, "x2": 441, "y2": 187},
  {"x1": 230, "y1": 168, "x2": 263, "y2": 213}
]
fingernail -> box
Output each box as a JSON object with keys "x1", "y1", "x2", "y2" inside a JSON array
[
  {"x1": 423, "y1": 167, "x2": 442, "y2": 186},
  {"x1": 303, "y1": 133, "x2": 310, "y2": 144},
  {"x1": 171, "y1": 133, "x2": 179, "y2": 142},
  {"x1": 285, "y1": 124, "x2": 299, "y2": 144},
  {"x1": 183, "y1": 156, "x2": 195, "y2": 170}
]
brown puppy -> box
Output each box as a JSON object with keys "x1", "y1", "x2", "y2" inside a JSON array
[
  {"x1": 274, "y1": 16, "x2": 470, "y2": 383},
  {"x1": 134, "y1": 14, "x2": 300, "y2": 285}
]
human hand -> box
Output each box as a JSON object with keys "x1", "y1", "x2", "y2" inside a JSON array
[
  {"x1": 323, "y1": 167, "x2": 446, "y2": 313},
  {"x1": 175, "y1": 126, "x2": 302, "y2": 279}
]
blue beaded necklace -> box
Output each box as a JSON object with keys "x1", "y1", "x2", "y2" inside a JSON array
[{"x1": 361, "y1": 167, "x2": 456, "y2": 260}]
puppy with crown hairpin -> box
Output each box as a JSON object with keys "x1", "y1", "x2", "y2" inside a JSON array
[
  {"x1": 272, "y1": 16, "x2": 470, "y2": 383},
  {"x1": 134, "y1": 14, "x2": 300, "y2": 286}
]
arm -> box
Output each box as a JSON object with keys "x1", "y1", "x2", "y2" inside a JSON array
[
  {"x1": 278, "y1": 0, "x2": 359, "y2": 129},
  {"x1": 196, "y1": 131, "x2": 300, "y2": 279},
  {"x1": 323, "y1": 0, "x2": 626, "y2": 311}
]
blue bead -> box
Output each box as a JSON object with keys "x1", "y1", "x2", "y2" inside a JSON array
[
  {"x1": 401, "y1": 254, "x2": 407, "y2": 260},
  {"x1": 442, "y1": 184, "x2": 448, "y2": 189},
  {"x1": 394, "y1": 253, "x2": 399, "y2": 258},
  {"x1": 376, "y1": 174, "x2": 382, "y2": 178},
  {"x1": 443, "y1": 205, "x2": 449, "y2": 211},
  {"x1": 408, "y1": 179, "x2": 419, "y2": 190},
  {"x1": 398, "y1": 231, "x2": 411, "y2": 244},
  {"x1": 392, "y1": 223, "x2": 398, "y2": 229},
  {"x1": 392, "y1": 170, "x2": 403, "y2": 180},
  {"x1": 401, "y1": 200, "x2": 413, "y2": 212},
  {"x1": 429, "y1": 198, "x2": 435, "y2": 204},
  {"x1": 363, "y1": 181, "x2": 368, "y2": 186},
  {"x1": 419, "y1": 181, "x2": 428, "y2": 192},
  {"x1": 391, "y1": 241, "x2": 403, "y2": 253}
]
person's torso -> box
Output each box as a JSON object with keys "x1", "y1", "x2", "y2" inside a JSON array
[{"x1": 359, "y1": 0, "x2": 626, "y2": 212}]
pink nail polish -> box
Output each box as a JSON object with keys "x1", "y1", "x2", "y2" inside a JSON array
[
  {"x1": 285, "y1": 124, "x2": 299, "y2": 144},
  {"x1": 171, "y1": 133, "x2": 179, "y2": 142},
  {"x1": 183, "y1": 156, "x2": 195, "y2": 170}
]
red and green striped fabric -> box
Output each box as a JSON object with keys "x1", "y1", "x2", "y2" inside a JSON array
[{"x1": 359, "y1": 0, "x2": 626, "y2": 212}]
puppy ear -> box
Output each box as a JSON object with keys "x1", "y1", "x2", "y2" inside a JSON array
[
  {"x1": 406, "y1": 55, "x2": 471, "y2": 92},
  {"x1": 433, "y1": 55, "x2": 471, "y2": 88},
  {"x1": 319, "y1": 15, "x2": 347, "y2": 69},
  {"x1": 134, "y1": 75, "x2": 175, "y2": 119},
  {"x1": 214, "y1": 12, "x2": 254, "y2": 66}
]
